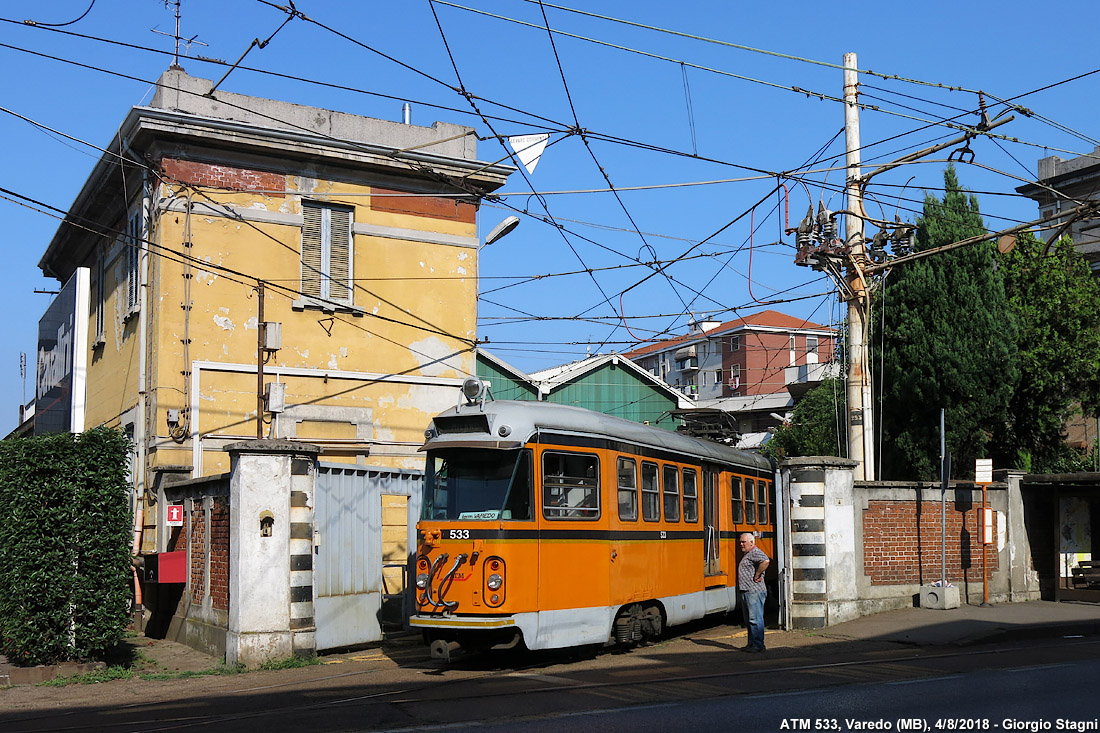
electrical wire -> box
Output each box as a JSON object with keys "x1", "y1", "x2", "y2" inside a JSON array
[{"x1": 22, "y1": 0, "x2": 95, "y2": 27}]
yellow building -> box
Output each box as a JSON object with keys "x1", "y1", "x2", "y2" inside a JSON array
[{"x1": 37, "y1": 69, "x2": 513, "y2": 551}]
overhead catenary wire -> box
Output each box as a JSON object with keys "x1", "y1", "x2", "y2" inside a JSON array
[{"x1": 4, "y1": 1, "x2": 1095, "y2": 394}]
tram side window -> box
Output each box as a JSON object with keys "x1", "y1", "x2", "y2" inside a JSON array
[
  {"x1": 682, "y1": 468, "x2": 698, "y2": 522},
  {"x1": 543, "y1": 451, "x2": 600, "y2": 520},
  {"x1": 757, "y1": 479, "x2": 769, "y2": 525},
  {"x1": 641, "y1": 462, "x2": 660, "y2": 522},
  {"x1": 618, "y1": 457, "x2": 638, "y2": 521},
  {"x1": 731, "y1": 476, "x2": 743, "y2": 523},
  {"x1": 744, "y1": 478, "x2": 757, "y2": 524},
  {"x1": 662, "y1": 465, "x2": 680, "y2": 522}
]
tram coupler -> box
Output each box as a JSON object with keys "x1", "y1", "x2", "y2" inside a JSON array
[{"x1": 430, "y1": 639, "x2": 462, "y2": 663}]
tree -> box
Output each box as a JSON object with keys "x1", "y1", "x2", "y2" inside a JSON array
[
  {"x1": 765, "y1": 377, "x2": 846, "y2": 460},
  {"x1": 874, "y1": 166, "x2": 1019, "y2": 480},
  {"x1": 994, "y1": 232, "x2": 1100, "y2": 472}
]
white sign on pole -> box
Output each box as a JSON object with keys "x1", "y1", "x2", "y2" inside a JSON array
[
  {"x1": 982, "y1": 507, "x2": 994, "y2": 544},
  {"x1": 507, "y1": 134, "x2": 549, "y2": 174},
  {"x1": 975, "y1": 458, "x2": 993, "y2": 484}
]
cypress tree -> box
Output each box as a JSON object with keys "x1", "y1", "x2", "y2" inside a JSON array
[{"x1": 875, "y1": 166, "x2": 1018, "y2": 479}]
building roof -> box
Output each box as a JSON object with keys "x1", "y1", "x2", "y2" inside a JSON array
[
  {"x1": 623, "y1": 309, "x2": 835, "y2": 360},
  {"x1": 39, "y1": 68, "x2": 515, "y2": 281},
  {"x1": 528, "y1": 353, "x2": 691, "y2": 407},
  {"x1": 695, "y1": 393, "x2": 794, "y2": 413}
]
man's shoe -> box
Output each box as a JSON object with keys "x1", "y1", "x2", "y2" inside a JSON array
[{"x1": 743, "y1": 645, "x2": 764, "y2": 653}]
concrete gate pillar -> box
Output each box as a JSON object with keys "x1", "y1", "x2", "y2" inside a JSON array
[
  {"x1": 224, "y1": 439, "x2": 320, "y2": 668},
  {"x1": 781, "y1": 456, "x2": 859, "y2": 629}
]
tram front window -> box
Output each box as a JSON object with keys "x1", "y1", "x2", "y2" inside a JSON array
[{"x1": 424, "y1": 449, "x2": 532, "y2": 521}]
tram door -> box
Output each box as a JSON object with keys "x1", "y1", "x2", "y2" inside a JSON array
[{"x1": 703, "y1": 468, "x2": 721, "y2": 576}]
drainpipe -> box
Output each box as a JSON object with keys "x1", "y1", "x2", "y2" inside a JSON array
[
  {"x1": 131, "y1": 508, "x2": 144, "y2": 616},
  {"x1": 132, "y1": 168, "x2": 151, "y2": 622},
  {"x1": 138, "y1": 169, "x2": 151, "y2": 548}
]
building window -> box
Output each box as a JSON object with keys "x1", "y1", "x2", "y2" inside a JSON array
[
  {"x1": 712, "y1": 369, "x2": 722, "y2": 386},
  {"x1": 125, "y1": 207, "x2": 142, "y2": 318},
  {"x1": 730, "y1": 364, "x2": 741, "y2": 389},
  {"x1": 301, "y1": 202, "x2": 353, "y2": 304},
  {"x1": 807, "y1": 336, "x2": 819, "y2": 357},
  {"x1": 789, "y1": 335, "x2": 797, "y2": 366},
  {"x1": 730, "y1": 335, "x2": 740, "y2": 351},
  {"x1": 92, "y1": 255, "x2": 106, "y2": 347}
]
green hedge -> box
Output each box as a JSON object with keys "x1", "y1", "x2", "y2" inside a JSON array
[{"x1": 0, "y1": 428, "x2": 134, "y2": 666}]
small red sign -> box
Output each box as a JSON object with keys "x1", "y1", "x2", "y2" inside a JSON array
[{"x1": 166, "y1": 504, "x2": 184, "y2": 527}]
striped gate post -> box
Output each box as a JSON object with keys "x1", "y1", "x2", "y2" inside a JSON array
[
  {"x1": 224, "y1": 439, "x2": 320, "y2": 668},
  {"x1": 782, "y1": 457, "x2": 858, "y2": 630}
]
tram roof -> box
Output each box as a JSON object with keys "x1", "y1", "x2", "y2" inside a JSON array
[{"x1": 425, "y1": 399, "x2": 772, "y2": 472}]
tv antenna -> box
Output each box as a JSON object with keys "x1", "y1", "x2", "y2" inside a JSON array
[{"x1": 152, "y1": 0, "x2": 207, "y2": 69}]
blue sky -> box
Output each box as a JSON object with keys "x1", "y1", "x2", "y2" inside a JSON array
[{"x1": 3, "y1": 0, "x2": 1099, "y2": 437}]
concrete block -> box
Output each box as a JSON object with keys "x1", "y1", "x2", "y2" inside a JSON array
[{"x1": 920, "y1": 584, "x2": 960, "y2": 610}]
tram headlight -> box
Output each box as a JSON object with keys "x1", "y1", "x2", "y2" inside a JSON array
[
  {"x1": 416, "y1": 573, "x2": 429, "y2": 590},
  {"x1": 461, "y1": 376, "x2": 486, "y2": 404},
  {"x1": 486, "y1": 573, "x2": 503, "y2": 591}
]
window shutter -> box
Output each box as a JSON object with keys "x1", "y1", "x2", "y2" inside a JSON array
[
  {"x1": 328, "y1": 207, "x2": 351, "y2": 302},
  {"x1": 93, "y1": 256, "x2": 105, "y2": 345},
  {"x1": 301, "y1": 203, "x2": 323, "y2": 298},
  {"x1": 126, "y1": 211, "x2": 141, "y2": 314}
]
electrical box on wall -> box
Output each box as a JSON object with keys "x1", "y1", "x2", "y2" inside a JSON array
[
  {"x1": 262, "y1": 321, "x2": 282, "y2": 351},
  {"x1": 265, "y1": 381, "x2": 286, "y2": 413}
]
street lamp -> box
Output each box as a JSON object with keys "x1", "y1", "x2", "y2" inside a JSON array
[{"x1": 482, "y1": 216, "x2": 520, "y2": 249}]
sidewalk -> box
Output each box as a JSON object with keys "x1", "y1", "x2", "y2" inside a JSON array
[
  {"x1": 811, "y1": 599, "x2": 1100, "y2": 647},
  {"x1": 4, "y1": 600, "x2": 1100, "y2": 686}
]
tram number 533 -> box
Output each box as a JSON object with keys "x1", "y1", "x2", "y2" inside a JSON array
[{"x1": 447, "y1": 529, "x2": 471, "y2": 540}]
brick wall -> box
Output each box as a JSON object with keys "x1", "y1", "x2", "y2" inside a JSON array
[
  {"x1": 210, "y1": 498, "x2": 230, "y2": 611},
  {"x1": 864, "y1": 498, "x2": 999, "y2": 585},
  {"x1": 166, "y1": 517, "x2": 187, "y2": 553},
  {"x1": 370, "y1": 186, "x2": 476, "y2": 223},
  {"x1": 161, "y1": 158, "x2": 285, "y2": 197},
  {"x1": 189, "y1": 503, "x2": 206, "y2": 604}
]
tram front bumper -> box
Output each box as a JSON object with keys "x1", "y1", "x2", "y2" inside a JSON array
[{"x1": 409, "y1": 614, "x2": 517, "y2": 630}]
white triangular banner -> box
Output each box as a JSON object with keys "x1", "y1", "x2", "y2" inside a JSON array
[{"x1": 508, "y1": 133, "x2": 549, "y2": 174}]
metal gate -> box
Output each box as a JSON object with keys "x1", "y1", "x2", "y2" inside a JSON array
[{"x1": 313, "y1": 463, "x2": 422, "y2": 650}]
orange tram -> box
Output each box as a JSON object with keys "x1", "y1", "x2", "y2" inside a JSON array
[{"x1": 410, "y1": 380, "x2": 776, "y2": 659}]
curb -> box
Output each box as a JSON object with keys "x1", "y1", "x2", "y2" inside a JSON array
[{"x1": 1, "y1": 661, "x2": 106, "y2": 686}]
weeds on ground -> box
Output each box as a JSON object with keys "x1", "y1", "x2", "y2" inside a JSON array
[
  {"x1": 39, "y1": 666, "x2": 134, "y2": 686},
  {"x1": 37, "y1": 662, "x2": 244, "y2": 686},
  {"x1": 257, "y1": 655, "x2": 321, "y2": 671}
]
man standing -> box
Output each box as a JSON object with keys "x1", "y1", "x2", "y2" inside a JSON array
[{"x1": 737, "y1": 532, "x2": 770, "y2": 652}]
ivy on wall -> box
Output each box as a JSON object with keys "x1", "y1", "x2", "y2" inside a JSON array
[{"x1": 0, "y1": 428, "x2": 133, "y2": 666}]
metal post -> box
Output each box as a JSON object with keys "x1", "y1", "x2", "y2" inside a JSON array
[
  {"x1": 940, "y1": 408, "x2": 946, "y2": 588},
  {"x1": 256, "y1": 281, "x2": 265, "y2": 439},
  {"x1": 981, "y1": 483, "x2": 990, "y2": 606},
  {"x1": 843, "y1": 52, "x2": 874, "y2": 480}
]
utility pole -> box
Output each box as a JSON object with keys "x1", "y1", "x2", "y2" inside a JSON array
[
  {"x1": 843, "y1": 52, "x2": 875, "y2": 481},
  {"x1": 256, "y1": 281, "x2": 266, "y2": 439}
]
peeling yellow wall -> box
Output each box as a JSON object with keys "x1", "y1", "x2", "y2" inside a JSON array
[
  {"x1": 140, "y1": 176, "x2": 477, "y2": 477},
  {"x1": 83, "y1": 230, "x2": 142, "y2": 430}
]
